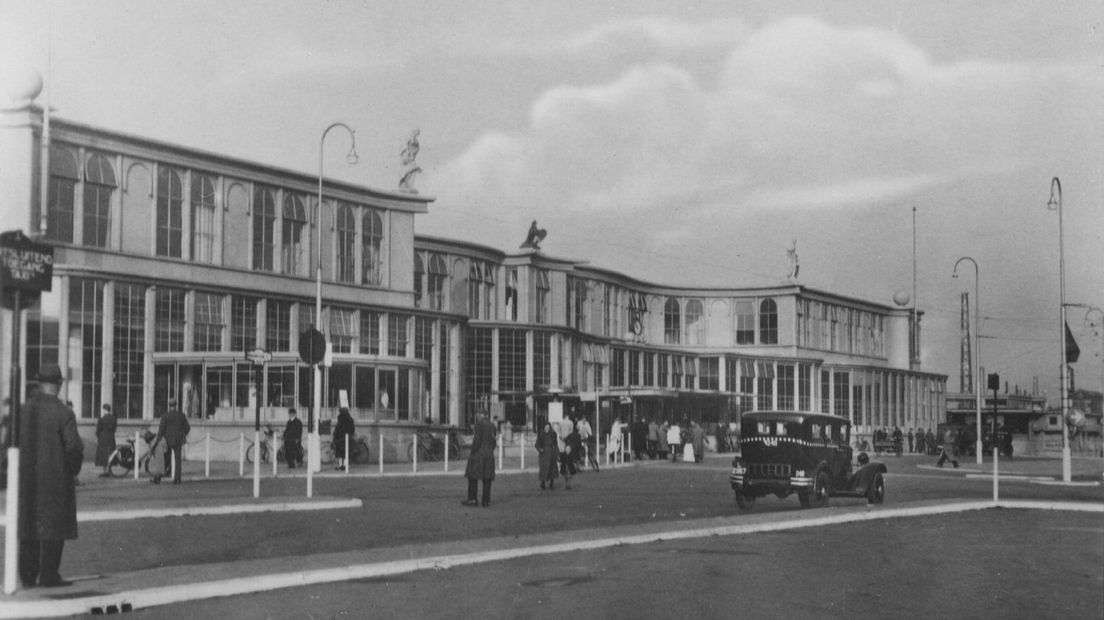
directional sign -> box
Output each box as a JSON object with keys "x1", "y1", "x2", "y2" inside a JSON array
[
  {"x1": 245, "y1": 348, "x2": 272, "y2": 366},
  {"x1": 0, "y1": 229, "x2": 53, "y2": 310}
]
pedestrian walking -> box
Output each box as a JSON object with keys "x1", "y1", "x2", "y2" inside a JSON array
[
  {"x1": 631, "y1": 415, "x2": 647, "y2": 461},
  {"x1": 647, "y1": 418, "x2": 660, "y2": 459},
  {"x1": 94, "y1": 404, "x2": 116, "y2": 477},
  {"x1": 936, "y1": 428, "x2": 959, "y2": 468},
  {"x1": 155, "y1": 398, "x2": 190, "y2": 484},
  {"x1": 332, "y1": 407, "x2": 355, "y2": 470},
  {"x1": 146, "y1": 430, "x2": 167, "y2": 483},
  {"x1": 576, "y1": 416, "x2": 598, "y2": 472},
  {"x1": 657, "y1": 419, "x2": 669, "y2": 460},
  {"x1": 18, "y1": 364, "x2": 84, "y2": 588},
  {"x1": 558, "y1": 419, "x2": 577, "y2": 489},
  {"x1": 666, "y1": 420, "x2": 681, "y2": 462},
  {"x1": 536, "y1": 421, "x2": 559, "y2": 490},
  {"x1": 925, "y1": 429, "x2": 936, "y2": 455},
  {"x1": 283, "y1": 408, "x2": 303, "y2": 468},
  {"x1": 690, "y1": 420, "x2": 706, "y2": 463},
  {"x1": 907, "y1": 427, "x2": 915, "y2": 453},
  {"x1": 607, "y1": 416, "x2": 624, "y2": 461},
  {"x1": 463, "y1": 411, "x2": 496, "y2": 507}
]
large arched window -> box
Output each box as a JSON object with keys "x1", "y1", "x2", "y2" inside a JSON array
[
  {"x1": 84, "y1": 152, "x2": 116, "y2": 248},
  {"x1": 685, "y1": 299, "x2": 704, "y2": 345},
  {"x1": 282, "y1": 194, "x2": 307, "y2": 276},
  {"x1": 664, "y1": 297, "x2": 681, "y2": 345},
  {"x1": 156, "y1": 166, "x2": 183, "y2": 257},
  {"x1": 46, "y1": 145, "x2": 79, "y2": 243},
  {"x1": 759, "y1": 298, "x2": 778, "y2": 345},
  {"x1": 191, "y1": 173, "x2": 216, "y2": 263},
  {"x1": 252, "y1": 186, "x2": 276, "y2": 271},
  {"x1": 335, "y1": 203, "x2": 356, "y2": 282},
  {"x1": 362, "y1": 209, "x2": 384, "y2": 285},
  {"x1": 428, "y1": 253, "x2": 448, "y2": 311}
]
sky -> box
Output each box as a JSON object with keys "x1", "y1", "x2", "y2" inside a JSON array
[{"x1": 2, "y1": 0, "x2": 1102, "y2": 406}]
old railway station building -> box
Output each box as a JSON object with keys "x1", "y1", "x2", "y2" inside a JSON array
[{"x1": 0, "y1": 101, "x2": 947, "y2": 455}]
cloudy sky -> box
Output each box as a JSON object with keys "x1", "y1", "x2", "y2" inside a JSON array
[{"x1": 2, "y1": 1, "x2": 1102, "y2": 404}]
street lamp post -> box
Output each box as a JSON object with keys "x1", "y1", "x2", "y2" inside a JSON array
[
  {"x1": 308, "y1": 123, "x2": 358, "y2": 495},
  {"x1": 953, "y1": 257, "x2": 983, "y2": 465},
  {"x1": 1047, "y1": 177, "x2": 1071, "y2": 483}
]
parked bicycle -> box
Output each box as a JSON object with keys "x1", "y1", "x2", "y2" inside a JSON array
[
  {"x1": 246, "y1": 425, "x2": 280, "y2": 464},
  {"x1": 106, "y1": 436, "x2": 156, "y2": 478},
  {"x1": 408, "y1": 427, "x2": 461, "y2": 462}
]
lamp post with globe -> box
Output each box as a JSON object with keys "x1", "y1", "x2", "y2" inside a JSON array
[{"x1": 953, "y1": 256, "x2": 983, "y2": 465}]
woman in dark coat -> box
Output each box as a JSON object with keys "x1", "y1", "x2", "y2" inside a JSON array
[
  {"x1": 94, "y1": 404, "x2": 117, "y2": 477},
  {"x1": 536, "y1": 421, "x2": 559, "y2": 490},
  {"x1": 332, "y1": 407, "x2": 355, "y2": 470},
  {"x1": 463, "y1": 412, "x2": 496, "y2": 506}
]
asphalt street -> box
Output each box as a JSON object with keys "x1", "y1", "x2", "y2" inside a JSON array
[{"x1": 1, "y1": 452, "x2": 1101, "y2": 618}]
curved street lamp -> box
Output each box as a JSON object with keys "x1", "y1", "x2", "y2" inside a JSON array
[
  {"x1": 307, "y1": 123, "x2": 358, "y2": 496},
  {"x1": 953, "y1": 256, "x2": 983, "y2": 465},
  {"x1": 1046, "y1": 177, "x2": 1071, "y2": 483}
]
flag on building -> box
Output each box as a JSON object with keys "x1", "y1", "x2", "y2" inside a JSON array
[{"x1": 1065, "y1": 322, "x2": 1080, "y2": 364}]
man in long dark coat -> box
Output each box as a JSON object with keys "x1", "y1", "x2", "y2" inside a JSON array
[
  {"x1": 462, "y1": 412, "x2": 496, "y2": 507},
  {"x1": 19, "y1": 363, "x2": 84, "y2": 588},
  {"x1": 156, "y1": 398, "x2": 190, "y2": 484},
  {"x1": 283, "y1": 408, "x2": 303, "y2": 468}
]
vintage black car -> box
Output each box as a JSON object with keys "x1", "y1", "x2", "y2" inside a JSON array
[{"x1": 730, "y1": 411, "x2": 887, "y2": 509}]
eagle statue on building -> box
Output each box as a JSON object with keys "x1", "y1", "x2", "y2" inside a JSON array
[{"x1": 520, "y1": 220, "x2": 547, "y2": 251}]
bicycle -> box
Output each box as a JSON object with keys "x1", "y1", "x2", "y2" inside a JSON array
[
  {"x1": 407, "y1": 428, "x2": 460, "y2": 462},
  {"x1": 246, "y1": 425, "x2": 279, "y2": 464},
  {"x1": 106, "y1": 437, "x2": 156, "y2": 477}
]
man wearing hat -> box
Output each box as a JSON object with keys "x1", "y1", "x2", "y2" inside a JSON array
[
  {"x1": 155, "y1": 398, "x2": 190, "y2": 484},
  {"x1": 18, "y1": 363, "x2": 84, "y2": 588}
]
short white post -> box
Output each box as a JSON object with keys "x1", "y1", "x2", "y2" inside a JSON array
[
  {"x1": 239, "y1": 433, "x2": 245, "y2": 477},
  {"x1": 134, "y1": 431, "x2": 141, "y2": 481},
  {"x1": 606, "y1": 433, "x2": 611, "y2": 466},
  {"x1": 378, "y1": 434, "x2": 384, "y2": 474},
  {"x1": 253, "y1": 429, "x2": 261, "y2": 498},
  {"x1": 519, "y1": 435, "x2": 525, "y2": 470},
  {"x1": 273, "y1": 432, "x2": 279, "y2": 477},
  {"x1": 444, "y1": 434, "x2": 450, "y2": 473},
  {"x1": 171, "y1": 447, "x2": 178, "y2": 481},
  {"x1": 412, "y1": 432, "x2": 418, "y2": 473},
  {"x1": 344, "y1": 434, "x2": 349, "y2": 474},
  {"x1": 498, "y1": 437, "x2": 504, "y2": 470},
  {"x1": 4, "y1": 447, "x2": 21, "y2": 594},
  {"x1": 205, "y1": 432, "x2": 211, "y2": 478}
]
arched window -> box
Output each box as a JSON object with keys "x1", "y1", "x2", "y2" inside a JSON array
[
  {"x1": 664, "y1": 297, "x2": 681, "y2": 345},
  {"x1": 46, "y1": 145, "x2": 79, "y2": 242},
  {"x1": 428, "y1": 254, "x2": 448, "y2": 311},
  {"x1": 759, "y1": 298, "x2": 778, "y2": 345},
  {"x1": 282, "y1": 194, "x2": 307, "y2": 276},
  {"x1": 685, "y1": 299, "x2": 704, "y2": 345},
  {"x1": 191, "y1": 173, "x2": 216, "y2": 263},
  {"x1": 362, "y1": 209, "x2": 383, "y2": 286},
  {"x1": 252, "y1": 186, "x2": 276, "y2": 271},
  {"x1": 335, "y1": 203, "x2": 356, "y2": 282},
  {"x1": 156, "y1": 166, "x2": 183, "y2": 257},
  {"x1": 84, "y1": 152, "x2": 116, "y2": 248}
]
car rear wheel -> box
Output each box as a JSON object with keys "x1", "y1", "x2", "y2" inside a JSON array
[
  {"x1": 735, "y1": 491, "x2": 756, "y2": 510},
  {"x1": 867, "y1": 472, "x2": 885, "y2": 505},
  {"x1": 800, "y1": 471, "x2": 830, "y2": 509}
]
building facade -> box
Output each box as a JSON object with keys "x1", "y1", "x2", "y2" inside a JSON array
[{"x1": 1, "y1": 102, "x2": 946, "y2": 450}]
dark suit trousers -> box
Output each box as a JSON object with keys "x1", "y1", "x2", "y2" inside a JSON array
[
  {"x1": 19, "y1": 539, "x2": 64, "y2": 585},
  {"x1": 467, "y1": 478, "x2": 492, "y2": 505}
]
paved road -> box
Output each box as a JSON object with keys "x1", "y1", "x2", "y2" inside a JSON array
[{"x1": 1, "y1": 453, "x2": 1101, "y2": 618}]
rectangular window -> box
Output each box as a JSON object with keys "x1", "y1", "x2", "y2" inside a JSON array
[
  {"x1": 388, "y1": 314, "x2": 409, "y2": 357},
  {"x1": 685, "y1": 356, "x2": 697, "y2": 390},
  {"x1": 265, "y1": 300, "x2": 291, "y2": 352},
  {"x1": 155, "y1": 288, "x2": 185, "y2": 352},
  {"x1": 414, "y1": 317, "x2": 433, "y2": 361},
  {"x1": 191, "y1": 174, "x2": 216, "y2": 263},
  {"x1": 799, "y1": 364, "x2": 812, "y2": 411},
  {"x1": 230, "y1": 295, "x2": 257, "y2": 352},
  {"x1": 533, "y1": 332, "x2": 551, "y2": 389},
  {"x1": 834, "y1": 371, "x2": 851, "y2": 421},
  {"x1": 498, "y1": 328, "x2": 526, "y2": 393},
  {"x1": 756, "y1": 361, "x2": 774, "y2": 410},
  {"x1": 194, "y1": 292, "x2": 224, "y2": 352},
  {"x1": 360, "y1": 311, "x2": 381, "y2": 355},
  {"x1": 700, "y1": 357, "x2": 719, "y2": 391},
  {"x1": 628, "y1": 351, "x2": 640, "y2": 386},
  {"x1": 610, "y1": 348, "x2": 626, "y2": 387},
  {"x1": 658, "y1": 355, "x2": 668, "y2": 388},
  {"x1": 465, "y1": 327, "x2": 493, "y2": 421},
  {"x1": 643, "y1": 353, "x2": 654, "y2": 387},
  {"x1": 777, "y1": 364, "x2": 794, "y2": 409},
  {"x1": 113, "y1": 283, "x2": 145, "y2": 419},
  {"x1": 330, "y1": 307, "x2": 356, "y2": 354},
  {"x1": 672, "y1": 356, "x2": 684, "y2": 389},
  {"x1": 69, "y1": 278, "x2": 105, "y2": 419}
]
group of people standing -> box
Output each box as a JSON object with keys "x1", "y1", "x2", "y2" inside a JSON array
[
  {"x1": 535, "y1": 416, "x2": 597, "y2": 490},
  {"x1": 607, "y1": 415, "x2": 708, "y2": 463}
]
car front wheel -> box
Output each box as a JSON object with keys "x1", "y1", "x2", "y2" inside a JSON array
[
  {"x1": 800, "y1": 472, "x2": 830, "y2": 509},
  {"x1": 867, "y1": 472, "x2": 885, "y2": 505}
]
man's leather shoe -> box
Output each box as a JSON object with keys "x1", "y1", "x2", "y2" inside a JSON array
[{"x1": 461, "y1": 499, "x2": 478, "y2": 506}]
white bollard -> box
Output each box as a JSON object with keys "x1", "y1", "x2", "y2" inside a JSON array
[
  {"x1": 171, "y1": 447, "x2": 177, "y2": 481},
  {"x1": 520, "y1": 436, "x2": 525, "y2": 470},
  {"x1": 205, "y1": 432, "x2": 211, "y2": 478},
  {"x1": 253, "y1": 430, "x2": 261, "y2": 498},
  {"x1": 4, "y1": 447, "x2": 21, "y2": 594},
  {"x1": 239, "y1": 433, "x2": 245, "y2": 477},
  {"x1": 344, "y1": 434, "x2": 349, "y2": 474},
  {"x1": 379, "y1": 434, "x2": 384, "y2": 474},
  {"x1": 412, "y1": 432, "x2": 418, "y2": 473},
  {"x1": 134, "y1": 431, "x2": 141, "y2": 481},
  {"x1": 498, "y1": 437, "x2": 504, "y2": 470},
  {"x1": 273, "y1": 432, "x2": 279, "y2": 478},
  {"x1": 444, "y1": 433, "x2": 450, "y2": 473}
]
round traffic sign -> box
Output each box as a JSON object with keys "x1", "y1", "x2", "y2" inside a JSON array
[{"x1": 299, "y1": 328, "x2": 326, "y2": 365}]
